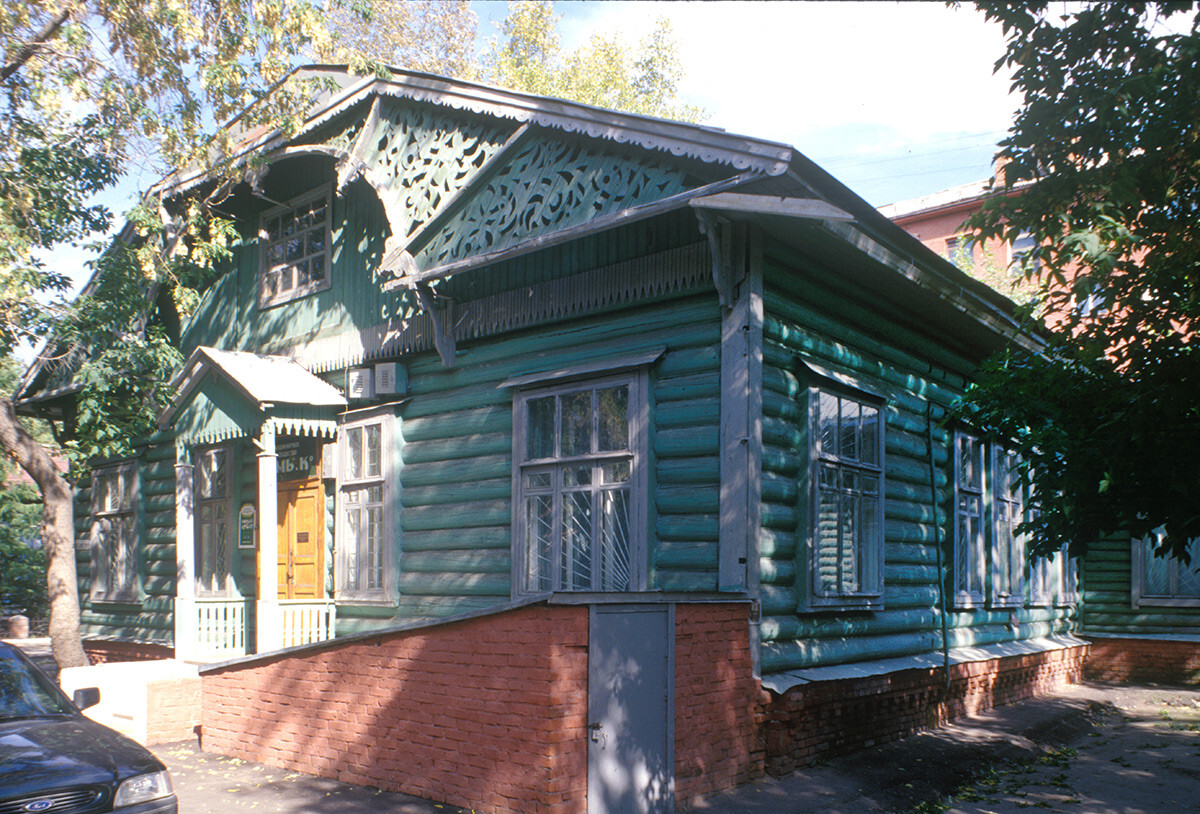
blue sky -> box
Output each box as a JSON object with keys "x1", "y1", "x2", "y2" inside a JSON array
[{"x1": 475, "y1": 1, "x2": 1018, "y2": 207}]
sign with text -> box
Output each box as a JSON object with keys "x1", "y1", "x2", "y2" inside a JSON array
[
  {"x1": 277, "y1": 436, "x2": 318, "y2": 481},
  {"x1": 238, "y1": 503, "x2": 256, "y2": 549}
]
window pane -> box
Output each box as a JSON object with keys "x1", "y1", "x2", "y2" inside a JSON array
[
  {"x1": 346, "y1": 428, "x2": 362, "y2": 479},
  {"x1": 526, "y1": 396, "x2": 555, "y2": 459},
  {"x1": 599, "y1": 488, "x2": 630, "y2": 591},
  {"x1": 310, "y1": 254, "x2": 326, "y2": 282},
  {"x1": 561, "y1": 490, "x2": 593, "y2": 590},
  {"x1": 563, "y1": 466, "x2": 591, "y2": 487},
  {"x1": 286, "y1": 236, "x2": 303, "y2": 262},
  {"x1": 345, "y1": 507, "x2": 361, "y2": 590},
  {"x1": 367, "y1": 506, "x2": 382, "y2": 589},
  {"x1": 602, "y1": 460, "x2": 630, "y2": 484},
  {"x1": 365, "y1": 424, "x2": 382, "y2": 478},
  {"x1": 819, "y1": 391, "x2": 839, "y2": 456},
  {"x1": 815, "y1": 464, "x2": 840, "y2": 596},
  {"x1": 596, "y1": 386, "x2": 629, "y2": 451},
  {"x1": 858, "y1": 404, "x2": 878, "y2": 466},
  {"x1": 560, "y1": 390, "x2": 591, "y2": 456},
  {"x1": 525, "y1": 471, "x2": 552, "y2": 490},
  {"x1": 307, "y1": 228, "x2": 325, "y2": 256},
  {"x1": 840, "y1": 399, "x2": 859, "y2": 461},
  {"x1": 525, "y1": 494, "x2": 554, "y2": 592}
]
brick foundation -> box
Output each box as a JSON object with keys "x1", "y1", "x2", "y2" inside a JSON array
[
  {"x1": 763, "y1": 644, "x2": 1088, "y2": 776},
  {"x1": 146, "y1": 676, "x2": 202, "y2": 744},
  {"x1": 1084, "y1": 637, "x2": 1200, "y2": 685},
  {"x1": 202, "y1": 604, "x2": 590, "y2": 814},
  {"x1": 673, "y1": 604, "x2": 766, "y2": 803},
  {"x1": 84, "y1": 640, "x2": 174, "y2": 664}
]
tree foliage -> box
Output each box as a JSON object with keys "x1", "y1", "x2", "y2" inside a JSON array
[
  {"x1": 481, "y1": 1, "x2": 705, "y2": 122},
  {"x1": 327, "y1": 0, "x2": 477, "y2": 78},
  {"x1": 964, "y1": 2, "x2": 1200, "y2": 560}
]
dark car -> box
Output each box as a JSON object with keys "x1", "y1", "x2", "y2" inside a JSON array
[{"x1": 0, "y1": 642, "x2": 177, "y2": 813}]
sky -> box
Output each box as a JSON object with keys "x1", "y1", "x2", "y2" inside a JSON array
[{"x1": 476, "y1": 0, "x2": 1019, "y2": 207}]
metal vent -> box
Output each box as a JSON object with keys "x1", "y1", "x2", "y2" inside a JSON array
[{"x1": 0, "y1": 787, "x2": 108, "y2": 814}]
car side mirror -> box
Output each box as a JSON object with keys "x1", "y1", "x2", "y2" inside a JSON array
[{"x1": 73, "y1": 687, "x2": 101, "y2": 711}]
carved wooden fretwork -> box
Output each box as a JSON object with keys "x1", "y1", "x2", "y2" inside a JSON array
[
  {"x1": 282, "y1": 242, "x2": 710, "y2": 373},
  {"x1": 413, "y1": 136, "x2": 691, "y2": 271}
]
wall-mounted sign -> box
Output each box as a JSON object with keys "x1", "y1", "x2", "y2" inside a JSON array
[
  {"x1": 238, "y1": 503, "x2": 257, "y2": 550},
  {"x1": 277, "y1": 436, "x2": 318, "y2": 481}
]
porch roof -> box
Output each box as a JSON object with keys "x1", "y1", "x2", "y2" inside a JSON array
[{"x1": 161, "y1": 347, "x2": 347, "y2": 448}]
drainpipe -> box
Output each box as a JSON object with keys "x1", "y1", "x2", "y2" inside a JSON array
[{"x1": 926, "y1": 403, "x2": 952, "y2": 692}]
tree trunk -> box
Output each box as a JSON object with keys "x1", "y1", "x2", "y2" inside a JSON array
[{"x1": 0, "y1": 397, "x2": 87, "y2": 669}]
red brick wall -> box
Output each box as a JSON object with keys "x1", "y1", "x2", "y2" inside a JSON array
[
  {"x1": 201, "y1": 605, "x2": 589, "y2": 814},
  {"x1": 674, "y1": 604, "x2": 766, "y2": 803},
  {"x1": 764, "y1": 644, "x2": 1088, "y2": 775},
  {"x1": 84, "y1": 640, "x2": 174, "y2": 664},
  {"x1": 1085, "y1": 637, "x2": 1200, "y2": 685},
  {"x1": 146, "y1": 677, "x2": 201, "y2": 745}
]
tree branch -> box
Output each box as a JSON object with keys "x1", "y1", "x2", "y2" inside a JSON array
[{"x1": 1, "y1": 7, "x2": 74, "y2": 84}]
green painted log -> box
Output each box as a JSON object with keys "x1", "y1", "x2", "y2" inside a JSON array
[
  {"x1": 401, "y1": 382, "x2": 510, "y2": 420},
  {"x1": 888, "y1": 458, "x2": 948, "y2": 490},
  {"x1": 761, "y1": 447, "x2": 804, "y2": 477},
  {"x1": 144, "y1": 442, "x2": 177, "y2": 462},
  {"x1": 887, "y1": 520, "x2": 948, "y2": 547},
  {"x1": 762, "y1": 388, "x2": 805, "y2": 422},
  {"x1": 760, "y1": 529, "x2": 796, "y2": 559},
  {"x1": 762, "y1": 415, "x2": 801, "y2": 450},
  {"x1": 654, "y1": 427, "x2": 718, "y2": 458},
  {"x1": 79, "y1": 611, "x2": 172, "y2": 630},
  {"x1": 402, "y1": 479, "x2": 510, "y2": 507},
  {"x1": 887, "y1": 541, "x2": 941, "y2": 566},
  {"x1": 655, "y1": 541, "x2": 718, "y2": 570},
  {"x1": 763, "y1": 255, "x2": 977, "y2": 377},
  {"x1": 141, "y1": 459, "x2": 176, "y2": 480},
  {"x1": 885, "y1": 499, "x2": 943, "y2": 526},
  {"x1": 146, "y1": 529, "x2": 176, "y2": 544},
  {"x1": 398, "y1": 572, "x2": 510, "y2": 597},
  {"x1": 655, "y1": 485, "x2": 719, "y2": 514},
  {"x1": 143, "y1": 577, "x2": 175, "y2": 596},
  {"x1": 760, "y1": 502, "x2": 799, "y2": 531},
  {"x1": 884, "y1": 562, "x2": 939, "y2": 585},
  {"x1": 656, "y1": 515, "x2": 718, "y2": 541},
  {"x1": 759, "y1": 584, "x2": 798, "y2": 616},
  {"x1": 393, "y1": 595, "x2": 499, "y2": 620},
  {"x1": 656, "y1": 345, "x2": 721, "y2": 378},
  {"x1": 402, "y1": 432, "x2": 510, "y2": 464},
  {"x1": 400, "y1": 550, "x2": 510, "y2": 573},
  {"x1": 886, "y1": 428, "x2": 949, "y2": 467},
  {"x1": 400, "y1": 528, "x2": 508, "y2": 554},
  {"x1": 655, "y1": 571, "x2": 718, "y2": 592},
  {"x1": 656, "y1": 397, "x2": 719, "y2": 430},
  {"x1": 657, "y1": 457, "x2": 719, "y2": 484},
  {"x1": 760, "y1": 607, "x2": 937, "y2": 643},
  {"x1": 762, "y1": 473, "x2": 798, "y2": 506},
  {"x1": 402, "y1": 406, "x2": 511, "y2": 442},
  {"x1": 144, "y1": 510, "x2": 174, "y2": 529},
  {"x1": 762, "y1": 326, "x2": 963, "y2": 415},
  {"x1": 760, "y1": 630, "x2": 942, "y2": 673},
  {"x1": 144, "y1": 494, "x2": 174, "y2": 513},
  {"x1": 401, "y1": 455, "x2": 510, "y2": 487},
  {"x1": 334, "y1": 603, "x2": 403, "y2": 621},
  {"x1": 655, "y1": 376, "x2": 720, "y2": 404},
  {"x1": 401, "y1": 500, "x2": 509, "y2": 530},
  {"x1": 1079, "y1": 611, "x2": 1200, "y2": 627},
  {"x1": 145, "y1": 561, "x2": 176, "y2": 578},
  {"x1": 887, "y1": 478, "x2": 945, "y2": 505},
  {"x1": 759, "y1": 558, "x2": 796, "y2": 586},
  {"x1": 882, "y1": 584, "x2": 940, "y2": 609}
]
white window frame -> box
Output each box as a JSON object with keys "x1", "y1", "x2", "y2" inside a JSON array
[
  {"x1": 1132, "y1": 535, "x2": 1200, "y2": 608},
  {"x1": 989, "y1": 447, "x2": 1026, "y2": 608},
  {"x1": 258, "y1": 185, "x2": 332, "y2": 308},
  {"x1": 806, "y1": 386, "x2": 886, "y2": 610},
  {"x1": 953, "y1": 431, "x2": 987, "y2": 607},
  {"x1": 335, "y1": 410, "x2": 395, "y2": 603},
  {"x1": 511, "y1": 371, "x2": 649, "y2": 596},
  {"x1": 194, "y1": 446, "x2": 235, "y2": 597},
  {"x1": 90, "y1": 461, "x2": 139, "y2": 603}
]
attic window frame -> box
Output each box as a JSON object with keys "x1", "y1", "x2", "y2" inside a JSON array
[{"x1": 257, "y1": 185, "x2": 333, "y2": 309}]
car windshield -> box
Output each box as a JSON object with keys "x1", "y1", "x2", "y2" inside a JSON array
[{"x1": 0, "y1": 649, "x2": 74, "y2": 720}]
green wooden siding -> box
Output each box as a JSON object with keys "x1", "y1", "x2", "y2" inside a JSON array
[
  {"x1": 1080, "y1": 537, "x2": 1200, "y2": 636},
  {"x1": 757, "y1": 242, "x2": 1077, "y2": 675},
  {"x1": 75, "y1": 431, "x2": 177, "y2": 645}
]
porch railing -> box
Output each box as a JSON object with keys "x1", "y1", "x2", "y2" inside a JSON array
[
  {"x1": 279, "y1": 600, "x2": 337, "y2": 649},
  {"x1": 191, "y1": 598, "x2": 250, "y2": 660}
]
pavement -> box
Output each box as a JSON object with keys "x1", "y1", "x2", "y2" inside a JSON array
[{"x1": 11, "y1": 638, "x2": 1200, "y2": 813}]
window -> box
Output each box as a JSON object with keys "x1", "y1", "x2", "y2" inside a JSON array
[
  {"x1": 336, "y1": 412, "x2": 393, "y2": 601},
  {"x1": 808, "y1": 388, "x2": 884, "y2": 608},
  {"x1": 1010, "y1": 230, "x2": 1039, "y2": 273},
  {"x1": 258, "y1": 187, "x2": 331, "y2": 307},
  {"x1": 195, "y1": 447, "x2": 233, "y2": 596},
  {"x1": 945, "y1": 235, "x2": 973, "y2": 267},
  {"x1": 1134, "y1": 535, "x2": 1200, "y2": 608},
  {"x1": 90, "y1": 461, "x2": 138, "y2": 602},
  {"x1": 953, "y1": 432, "x2": 986, "y2": 606},
  {"x1": 990, "y1": 448, "x2": 1026, "y2": 607},
  {"x1": 514, "y1": 374, "x2": 646, "y2": 594}
]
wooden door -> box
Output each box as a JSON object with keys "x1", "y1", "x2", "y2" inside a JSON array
[{"x1": 277, "y1": 477, "x2": 325, "y2": 599}]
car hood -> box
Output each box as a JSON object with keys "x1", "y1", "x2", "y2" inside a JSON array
[{"x1": 0, "y1": 715, "x2": 164, "y2": 798}]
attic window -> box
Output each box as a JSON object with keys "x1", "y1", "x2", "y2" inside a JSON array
[{"x1": 259, "y1": 186, "x2": 332, "y2": 308}]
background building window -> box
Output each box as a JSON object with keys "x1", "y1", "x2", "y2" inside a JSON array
[
  {"x1": 515, "y1": 375, "x2": 644, "y2": 594},
  {"x1": 810, "y1": 388, "x2": 884, "y2": 607},
  {"x1": 1134, "y1": 535, "x2": 1200, "y2": 607},
  {"x1": 259, "y1": 187, "x2": 331, "y2": 307},
  {"x1": 90, "y1": 461, "x2": 138, "y2": 602},
  {"x1": 195, "y1": 447, "x2": 233, "y2": 596},
  {"x1": 337, "y1": 413, "x2": 392, "y2": 600}
]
